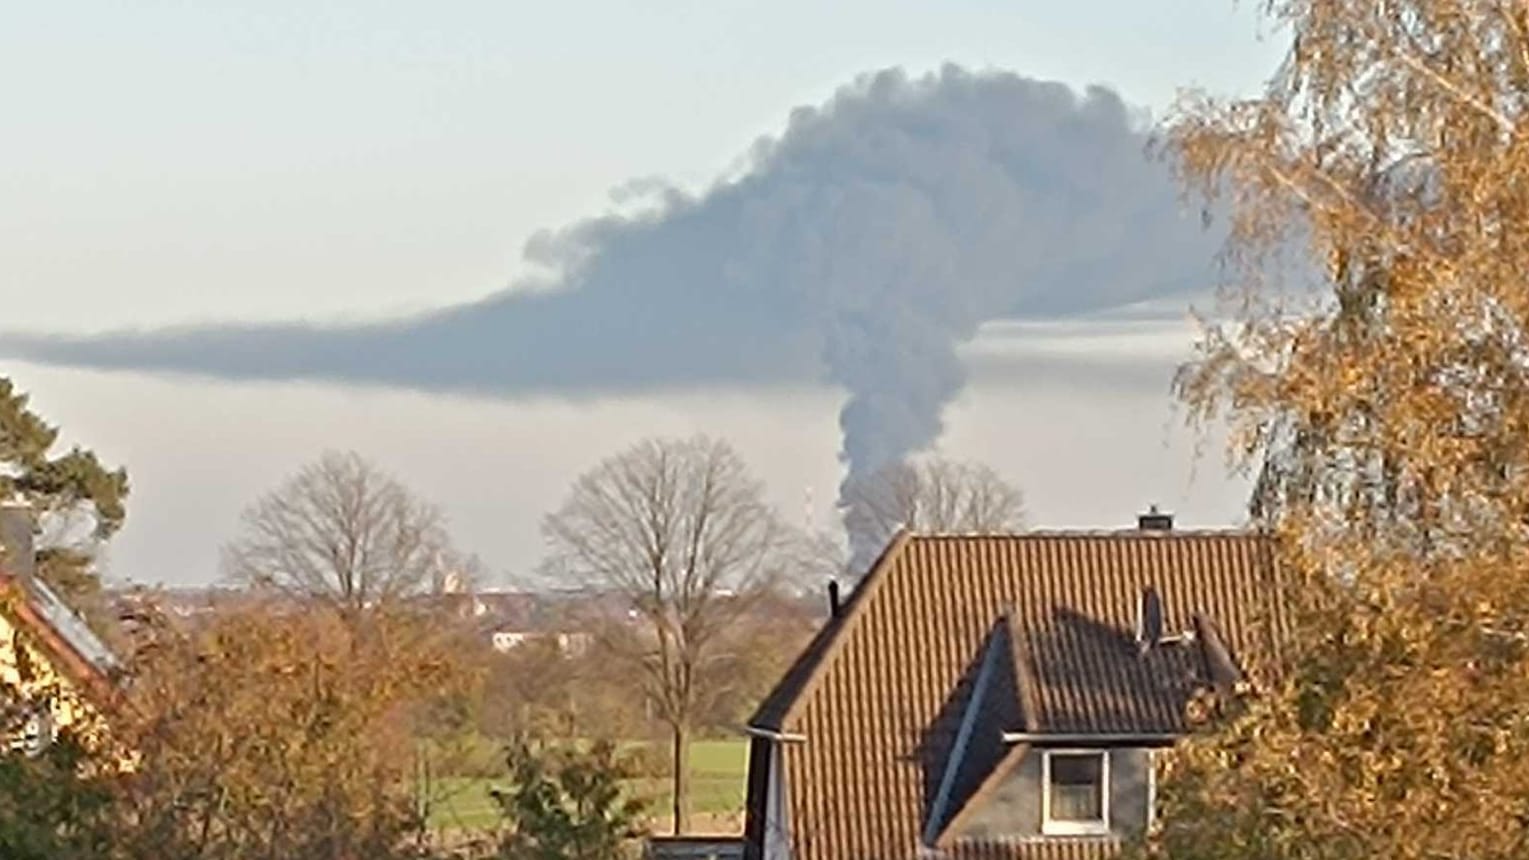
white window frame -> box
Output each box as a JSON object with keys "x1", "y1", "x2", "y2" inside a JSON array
[{"x1": 1041, "y1": 749, "x2": 1111, "y2": 836}]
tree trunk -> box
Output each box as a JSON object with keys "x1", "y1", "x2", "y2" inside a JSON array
[{"x1": 671, "y1": 720, "x2": 692, "y2": 835}]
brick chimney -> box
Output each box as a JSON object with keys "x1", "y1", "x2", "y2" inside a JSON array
[
  {"x1": 1137, "y1": 504, "x2": 1173, "y2": 532},
  {"x1": 0, "y1": 503, "x2": 35, "y2": 584}
]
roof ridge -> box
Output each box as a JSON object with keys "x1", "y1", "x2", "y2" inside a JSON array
[
  {"x1": 909, "y1": 528, "x2": 1261, "y2": 539},
  {"x1": 922, "y1": 619, "x2": 1009, "y2": 846},
  {"x1": 1005, "y1": 610, "x2": 1042, "y2": 734}
]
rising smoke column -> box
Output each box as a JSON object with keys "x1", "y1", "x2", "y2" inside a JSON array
[
  {"x1": 0, "y1": 66, "x2": 1223, "y2": 557},
  {"x1": 717, "y1": 67, "x2": 1219, "y2": 564}
]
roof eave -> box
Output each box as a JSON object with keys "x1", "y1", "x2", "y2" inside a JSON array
[
  {"x1": 1000, "y1": 731, "x2": 1181, "y2": 746},
  {"x1": 740, "y1": 725, "x2": 807, "y2": 743}
]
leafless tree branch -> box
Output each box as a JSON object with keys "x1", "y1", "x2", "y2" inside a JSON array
[
  {"x1": 842, "y1": 456, "x2": 1026, "y2": 559},
  {"x1": 223, "y1": 451, "x2": 461, "y2": 623},
  {"x1": 541, "y1": 436, "x2": 802, "y2": 834}
]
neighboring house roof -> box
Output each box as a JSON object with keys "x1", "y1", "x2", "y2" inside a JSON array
[
  {"x1": 1, "y1": 571, "x2": 121, "y2": 709},
  {"x1": 744, "y1": 530, "x2": 1283, "y2": 860}
]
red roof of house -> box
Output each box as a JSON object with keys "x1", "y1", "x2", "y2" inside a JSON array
[
  {"x1": 1, "y1": 572, "x2": 120, "y2": 710},
  {"x1": 744, "y1": 530, "x2": 1284, "y2": 860}
]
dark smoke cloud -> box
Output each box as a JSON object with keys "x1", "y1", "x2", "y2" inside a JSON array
[{"x1": 0, "y1": 65, "x2": 1224, "y2": 550}]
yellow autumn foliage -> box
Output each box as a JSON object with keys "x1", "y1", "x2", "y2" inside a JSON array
[{"x1": 1143, "y1": 2, "x2": 1529, "y2": 859}]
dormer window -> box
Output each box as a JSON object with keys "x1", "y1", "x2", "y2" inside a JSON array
[{"x1": 1041, "y1": 750, "x2": 1110, "y2": 836}]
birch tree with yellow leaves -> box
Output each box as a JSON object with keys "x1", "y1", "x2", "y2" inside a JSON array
[{"x1": 1143, "y1": 2, "x2": 1529, "y2": 859}]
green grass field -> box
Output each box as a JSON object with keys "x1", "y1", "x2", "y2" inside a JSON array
[{"x1": 426, "y1": 739, "x2": 748, "y2": 832}]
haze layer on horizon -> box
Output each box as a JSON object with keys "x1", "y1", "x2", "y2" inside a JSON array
[{"x1": 8, "y1": 315, "x2": 1249, "y2": 589}]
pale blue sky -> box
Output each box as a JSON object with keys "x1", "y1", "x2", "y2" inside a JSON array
[
  {"x1": 0, "y1": 2, "x2": 1284, "y2": 584},
  {"x1": 3, "y1": 0, "x2": 1283, "y2": 331}
]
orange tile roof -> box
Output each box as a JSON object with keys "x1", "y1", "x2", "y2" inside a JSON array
[
  {"x1": 0, "y1": 572, "x2": 120, "y2": 711},
  {"x1": 944, "y1": 839, "x2": 1125, "y2": 860},
  {"x1": 745, "y1": 530, "x2": 1282, "y2": 860}
]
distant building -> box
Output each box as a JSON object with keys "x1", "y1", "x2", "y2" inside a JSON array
[
  {"x1": 113, "y1": 578, "x2": 612, "y2": 662},
  {"x1": 489, "y1": 629, "x2": 594, "y2": 657},
  {"x1": 490, "y1": 630, "x2": 533, "y2": 652}
]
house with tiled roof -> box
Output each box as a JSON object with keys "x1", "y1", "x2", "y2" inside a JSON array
[
  {"x1": 740, "y1": 512, "x2": 1283, "y2": 860},
  {"x1": 0, "y1": 505, "x2": 121, "y2": 751}
]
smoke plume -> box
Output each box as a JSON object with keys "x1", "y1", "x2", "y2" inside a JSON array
[{"x1": 0, "y1": 66, "x2": 1224, "y2": 555}]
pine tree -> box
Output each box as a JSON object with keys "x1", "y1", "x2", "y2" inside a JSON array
[
  {"x1": 0, "y1": 377, "x2": 128, "y2": 603},
  {"x1": 492, "y1": 738, "x2": 646, "y2": 860}
]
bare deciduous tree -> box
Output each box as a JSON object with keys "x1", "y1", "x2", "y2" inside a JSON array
[
  {"x1": 842, "y1": 456, "x2": 1025, "y2": 562},
  {"x1": 224, "y1": 451, "x2": 459, "y2": 622},
  {"x1": 541, "y1": 436, "x2": 799, "y2": 835}
]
